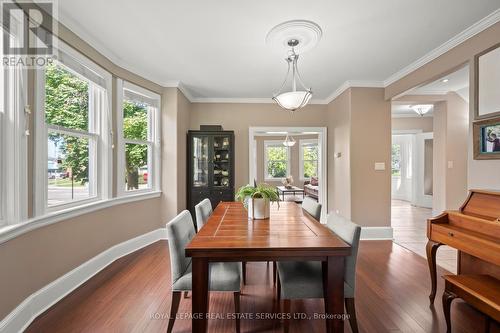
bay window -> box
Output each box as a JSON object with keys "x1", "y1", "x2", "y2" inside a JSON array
[
  {"x1": 35, "y1": 41, "x2": 112, "y2": 214},
  {"x1": 117, "y1": 80, "x2": 160, "y2": 195}
]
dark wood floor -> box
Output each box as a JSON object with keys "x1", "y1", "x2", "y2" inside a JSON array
[{"x1": 27, "y1": 240, "x2": 498, "y2": 333}]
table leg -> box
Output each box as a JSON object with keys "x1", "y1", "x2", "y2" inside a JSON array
[
  {"x1": 323, "y1": 256, "x2": 345, "y2": 333},
  {"x1": 192, "y1": 257, "x2": 209, "y2": 333}
]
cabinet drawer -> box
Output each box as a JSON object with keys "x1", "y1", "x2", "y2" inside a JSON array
[{"x1": 432, "y1": 224, "x2": 500, "y2": 266}]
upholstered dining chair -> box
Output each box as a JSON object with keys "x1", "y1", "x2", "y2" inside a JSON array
[
  {"x1": 302, "y1": 196, "x2": 322, "y2": 221},
  {"x1": 194, "y1": 198, "x2": 213, "y2": 232},
  {"x1": 276, "y1": 212, "x2": 361, "y2": 333},
  {"x1": 270, "y1": 198, "x2": 322, "y2": 285},
  {"x1": 195, "y1": 198, "x2": 247, "y2": 284},
  {"x1": 165, "y1": 210, "x2": 242, "y2": 333}
]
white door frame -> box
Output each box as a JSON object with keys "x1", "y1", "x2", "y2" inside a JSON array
[{"x1": 248, "y1": 126, "x2": 328, "y2": 221}]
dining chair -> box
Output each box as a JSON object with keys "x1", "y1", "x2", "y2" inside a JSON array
[
  {"x1": 194, "y1": 198, "x2": 213, "y2": 232},
  {"x1": 302, "y1": 196, "x2": 322, "y2": 221},
  {"x1": 166, "y1": 210, "x2": 242, "y2": 333},
  {"x1": 276, "y1": 212, "x2": 361, "y2": 333},
  {"x1": 270, "y1": 198, "x2": 322, "y2": 285},
  {"x1": 195, "y1": 198, "x2": 247, "y2": 284}
]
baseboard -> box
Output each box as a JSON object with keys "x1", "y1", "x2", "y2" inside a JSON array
[
  {"x1": 360, "y1": 227, "x2": 394, "y2": 240},
  {"x1": 0, "y1": 228, "x2": 168, "y2": 333}
]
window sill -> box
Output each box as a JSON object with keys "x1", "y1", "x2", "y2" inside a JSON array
[{"x1": 0, "y1": 191, "x2": 161, "y2": 245}]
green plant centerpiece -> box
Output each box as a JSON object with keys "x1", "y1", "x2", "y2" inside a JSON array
[{"x1": 235, "y1": 183, "x2": 280, "y2": 220}]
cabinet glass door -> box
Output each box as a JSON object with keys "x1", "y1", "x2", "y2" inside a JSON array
[
  {"x1": 212, "y1": 135, "x2": 231, "y2": 188},
  {"x1": 192, "y1": 136, "x2": 209, "y2": 187}
]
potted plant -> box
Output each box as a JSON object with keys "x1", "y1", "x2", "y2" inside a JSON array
[{"x1": 235, "y1": 183, "x2": 280, "y2": 220}]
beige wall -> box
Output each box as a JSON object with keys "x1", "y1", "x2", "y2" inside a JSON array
[
  {"x1": 433, "y1": 101, "x2": 448, "y2": 213},
  {"x1": 176, "y1": 91, "x2": 192, "y2": 212},
  {"x1": 0, "y1": 198, "x2": 161, "y2": 319},
  {"x1": 189, "y1": 103, "x2": 328, "y2": 190},
  {"x1": 160, "y1": 88, "x2": 192, "y2": 220},
  {"x1": 445, "y1": 93, "x2": 469, "y2": 209},
  {"x1": 468, "y1": 63, "x2": 500, "y2": 190},
  {"x1": 254, "y1": 134, "x2": 319, "y2": 186},
  {"x1": 350, "y1": 88, "x2": 392, "y2": 227},
  {"x1": 392, "y1": 116, "x2": 434, "y2": 133},
  {"x1": 326, "y1": 88, "x2": 392, "y2": 227},
  {"x1": 327, "y1": 90, "x2": 351, "y2": 218}
]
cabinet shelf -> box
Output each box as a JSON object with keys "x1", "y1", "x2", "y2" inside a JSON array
[{"x1": 188, "y1": 130, "x2": 235, "y2": 217}]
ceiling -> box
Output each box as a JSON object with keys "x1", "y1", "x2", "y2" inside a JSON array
[
  {"x1": 392, "y1": 66, "x2": 470, "y2": 117},
  {"x1": 58, "y1": 0, "x2": 500, "y2": 102}
]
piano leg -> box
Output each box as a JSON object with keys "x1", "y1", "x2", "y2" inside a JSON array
[{"x1": 426, "y1": 240, "x2": 442, "y2": 305}]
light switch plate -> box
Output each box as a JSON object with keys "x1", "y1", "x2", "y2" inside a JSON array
[
  {"x1": 374, "y1": 162, "x2": 385, "y2": 171},
  {"x1": 447, "y1": 161, "x2": 454, "y2": 169}
]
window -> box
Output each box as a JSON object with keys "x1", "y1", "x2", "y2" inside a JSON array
[
  {"x1": 299, "y1": 139, "x2": 318, "y2": 180},
  {"x1": 35, "y1": 41, "x2": 112, "y2": 214},
  {"x1": 0, "y1": 19, "x2": 28, "y2": 226},
  {"x1": 392, "y1": 143, "x2": 401, "y2": 176},
  {"x1": 264, "y1": 141, "x2": 289, "y2": 180},
  {"x1": 117, "y1": 80, "x2": 160, "y2": 195}
]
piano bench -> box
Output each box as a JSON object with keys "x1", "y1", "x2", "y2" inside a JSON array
[{"x1": 442, "y1": 274, "x2": 500, "y2": 333}]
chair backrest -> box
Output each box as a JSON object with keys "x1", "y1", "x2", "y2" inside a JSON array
[
  {"x1": 195, "y1": 198, "x2": 213, "y2": 231},
  {"x1": 302, "y1": 197, "x2": 322, "y2": 221},
  {"x1": 326, "y1": 212, "x2": 361, "y2": 291},
  {"x1": 166, "y1": 210, "x2": 196, "y2": 284}
]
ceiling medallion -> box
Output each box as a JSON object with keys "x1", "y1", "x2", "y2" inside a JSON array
[{"x1": 267, "y1": 20, "x2": 322, "y2": 112}]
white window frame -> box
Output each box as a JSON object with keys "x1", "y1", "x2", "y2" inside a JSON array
[
  {"x1": 116, "y1": 80, "x2": 161, "y2": 196},
  {"x1": 1, "y1": 20, "x2": 28, "y2": 227},
  {"x1": 34, "y1": 40, "x2": 112, "y2": 215},
  {"x1": 299, "y1": 139, "x2": 319, "y2": 181},
  {"x1": 264, "y1": 140, "x2": 290, "y2": 181}
]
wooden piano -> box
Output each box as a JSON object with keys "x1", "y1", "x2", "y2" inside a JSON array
[{"x1": 426, "y1": 189, "x2": 500, "y2": 304}]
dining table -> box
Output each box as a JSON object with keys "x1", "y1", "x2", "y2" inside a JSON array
[{"x1": 185, "y1": 201, "x2": 351, "y2": 333}]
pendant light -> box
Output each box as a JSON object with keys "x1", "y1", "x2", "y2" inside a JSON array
[
  {"x1": 273, "y1": 39, "x2": 312, "y2": 112},
  {"x1": 283, "y1": 133, "x2": 296, "y2": 147},
  {"x1": 411, "y1": 104, "x2": 433, "y2": 116}
]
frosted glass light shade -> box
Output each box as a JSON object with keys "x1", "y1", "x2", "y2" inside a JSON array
[
  {"x1": 273, "y1": 90, "x2": 312, "y2": 111},
  {"x1": 411, "y1": 104, "x2": 433, "y2": 116}
]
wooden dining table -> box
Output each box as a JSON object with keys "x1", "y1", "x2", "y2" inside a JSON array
[{"x1": 185, "y1": 201, "x2": 351, "y2": 333}]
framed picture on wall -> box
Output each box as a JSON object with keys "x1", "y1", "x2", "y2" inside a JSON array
[
  {"x1": 474, "y1": 43, "x2": 500, "y2": 119},
  {"x1": 473, "y1": 116, "x2": 500, "y2": 160}
]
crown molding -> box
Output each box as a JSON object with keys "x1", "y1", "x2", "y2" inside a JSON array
[
  {"x1": 190, "y1": 97, "x2": 329, "y2": 104},
  {"x1": 322, "y1": 80, "x2": 385, "y2": 104},
  {"x1": 384, "y1": 8, "x2": 500, "y2": 87}
]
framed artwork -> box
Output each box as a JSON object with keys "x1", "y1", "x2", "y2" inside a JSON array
[
  {"x1": 474, "y1": 43, "x2": 500, "y2": 119},
  {"x1": 473, "y1": 116, "x2": 500, "y2": 160}
]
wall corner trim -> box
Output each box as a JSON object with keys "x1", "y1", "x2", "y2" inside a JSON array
[
  {"x1": 360, "y1": 226, "x2": 394, "y2": 240},
  {"x1": 0, "y1": 228, "x2": 168, "y2": 333}
]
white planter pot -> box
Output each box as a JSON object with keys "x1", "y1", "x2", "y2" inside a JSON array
[{"x1": 248, "y1": 197, "x2": 270, "y2": 220}]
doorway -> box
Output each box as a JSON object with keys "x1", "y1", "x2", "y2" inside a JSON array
[
  {"x1": 248, "y1": 127, "x2": 327, "y2": 221},
  {"x1": 390, "y1": 66, "x2": 470, "y2": 273}
]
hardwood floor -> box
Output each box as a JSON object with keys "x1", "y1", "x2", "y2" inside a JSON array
[
  {"x1": 26, "y1": 240, "x2": 498, "y2": 333},
  {"x1": 392, "y1": 199, "x2": 457, "y2": 273}
]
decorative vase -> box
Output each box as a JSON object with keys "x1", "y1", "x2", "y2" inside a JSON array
[{"x1": 247, "y1": 197, "x2": 270, "y2": 220}]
